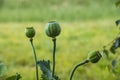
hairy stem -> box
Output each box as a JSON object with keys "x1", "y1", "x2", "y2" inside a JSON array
[
  {"x1": 69, "y1": 60, "x2": 89, "y2": 80},
  {"x1": 52, "y1": 38, "x2": 56, "y2": 77},
  {"x1": 30, "y1": 38, "x2": 39, "y2": 80},
  {"x1": 103, "y1": 32, "x2": 120, "y2": 48}
]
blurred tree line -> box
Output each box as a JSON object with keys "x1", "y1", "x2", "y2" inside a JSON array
[
  {"x1": 0, "y1": 0, "x2": 115, "y2": 9},
  {"x1": 0, "y1": 0, "x2": 119, "y2": 22}
]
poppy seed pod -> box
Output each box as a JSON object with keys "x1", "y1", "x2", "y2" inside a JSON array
[
  {"x1": 25, "y1": 27, "x2": 35, "y2": 38},
  {"x1": 87, "y1": 51, "x2": 102, "y2": 63},
  {"x1": 45, "y1": 21, "x2": 61, "y2": 38}
]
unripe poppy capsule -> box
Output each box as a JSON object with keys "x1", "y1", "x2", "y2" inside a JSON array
[
  {"x1": 87, "y1": 50, "x2": 102, "y2": 63},
  {"x1": 45, "y1": 21, "x2": 61, "y2": 38},
  {"x1": 25, "y1": 27, "x2": 35, "y2": 38}
]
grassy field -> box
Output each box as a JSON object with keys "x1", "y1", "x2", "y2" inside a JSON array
[
  {"x1": 0, "y1": 0, "x2": 120, "y2": 80},
  {"x1": 0, "y1": 19, "x2": 120, "y2": 80}
]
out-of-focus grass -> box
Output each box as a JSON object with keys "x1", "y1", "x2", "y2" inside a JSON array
[
  {"x1": 0, "y1": 19, "x2": 119, "y2": 80},
  {"x1": 0, "y1": 0, "x2": 119, "y2": 22}
]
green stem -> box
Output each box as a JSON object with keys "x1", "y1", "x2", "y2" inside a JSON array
[
  {"x1": 103, "y1": 32, "x2": 120, "y2": 48},
  {"x1": 30, "y1": 38, "x2": 39, "y2": 80},
  {"x1": 52, "y1": 38, "x2": 56, "y2": 77},
  {"x1": 69, "y1": 60, "x2": 89, "y2": 80}
]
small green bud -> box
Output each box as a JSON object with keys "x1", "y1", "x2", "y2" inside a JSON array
[
  {"x1": 45, "y1": 21, "x2": 61, "y2": 38},
  {"x1": 25, "y1": 27, "x2": 35, "y2": 38},
  {"x1": 87, "y1": 50, "x2": 102, "y2": 63}
]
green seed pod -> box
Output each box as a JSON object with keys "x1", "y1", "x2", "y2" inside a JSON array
[
  {"x1": 25, "y1": 27, "x2": 35, "y2": 38},
  {"x1": 87, "y1": 50, "x2": 102, "y2": 63},
  {"x1": 45, "y1": 21, "x2": 61, "y2": 38}
]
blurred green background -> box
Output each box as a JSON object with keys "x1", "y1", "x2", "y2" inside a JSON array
[
  {"x1": 0, "y1": 0, "x2": 119, "y2": 22},
  {"x1": 0, "y1": 0, "x2": 120, "y2": 80}
]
